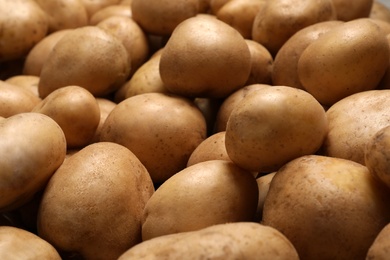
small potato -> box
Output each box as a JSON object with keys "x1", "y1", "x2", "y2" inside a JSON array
[
  {"x1": 209, "y1": 0, "x2": 231, "y2": 14},
  {"x1": 332, "y1": 0, "x2": 373, "y2": 21},
  {"x1": 33, "y1": 85, "x2": 101, "y2": 148},
  {"x1": 370, "y1": 1, "x2": 390, "y2": 22},
  {"x1": 244, "y1": 40, "x2": 273, "y2": 85},
  {"x1": 141, "y1": 160, "x2": 258, "y2": 240},
  {"x1": 0, "y1": 0, "x2": 48, "y2": 62},
  {"x1": 5, "y1": 75, "x2": 39, "y2": 97},
  {"x1": 255, "y1": 172, "x2": 276, "y2": 221},
  {"x1": 79, "y1": 0, "x2": 122, "y2": 18},
  {"x1": 119, "y1": 222, "x2": 299, "y2": 259},
  {"x1": 366, "y1": 223, "x2": 390, "y2": 259},
  {"x1": 225, "y1": 86, "x2": 328, "y2": 173},
  {"x1": 0, "y1": 113, "x2": 66, "y2": 212},
  {"x1": 0, "y1": 80, "x2": 41, "y2": 118},
  {"x1": 91, "y1": 97, "x2": 117, "y2": 143},
  {"x1": 0, "y1": 226, "x2": 61, "y2": 259},
  {"x1": 90, "y1": 5, "x2": 132, "y2": 25}
]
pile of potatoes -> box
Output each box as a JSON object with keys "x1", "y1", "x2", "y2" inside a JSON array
[{"x1": 3, "y1": 0, "x2": 390, "y2": 259}]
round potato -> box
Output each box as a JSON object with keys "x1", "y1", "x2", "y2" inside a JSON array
[
  {"x1": 79, "y1": 0, "x2": 122, "y2": 18},
  {"x1": 366, "y1": 223, "x2": 390, "y2": 259},
  {"x1": 225, "y1": 86, "x2": 328, "y2": 173},
  {"x1": 0, "y1": 113, "x2": 66, "y2": 212},
  {"x1": 91, "y1": 97, "x2": 117, "y2": 143},
  {"x1": 5, "y1": 75, "x2": 39, "y2": 97},
  {"x1": 262, "y1": 155, "x2": 390, "y2": 260},
  {"x1": 38, "y1": 142, "x2": 155, "y2": 260},
  {"x1": 142, "y1": 160, "x2": 258, "y2": 240},
  {"x1": 370, "y1": 1, "x2": 390, "y2": 23},
  {"x1": 332, "y1": 0, "x2": 373, "y2": 21},
  {"x1": 119, "y1": 222, "x2": 299, "y2": 259},
  {"x1": 90, "y1": 4, "x2": 132, "y2": 25},
  {"x1": 244, "y1": 40, "x2": 273, "y2": 85},
  {"x1": 255, "y1": 172, "x2": 276, "y2": 221}
]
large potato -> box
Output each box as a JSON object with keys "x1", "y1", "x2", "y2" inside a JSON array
[
  {"x1": 0, "y1": 113, "x2": 66, "y2": 212},
  {"x1": 38, "y1": 142, "x2": 154, "y2": 260}
]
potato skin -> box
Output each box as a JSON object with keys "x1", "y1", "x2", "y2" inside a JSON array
[
  {"x1": 366, "y1": 223, "x2": 390, "y2": 259},
  {"x1": 0, "y1": 113, "x2": 66, "y2": 212}
]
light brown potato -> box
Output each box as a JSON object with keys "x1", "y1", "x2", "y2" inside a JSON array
[
  {"x1": 34, "y1": 0, "x2": 88, "y2": 32},
  {"x1": 38, "y1": 142, "x2": 154, "y2": 260},
  {"x1": 0, "y1": 112, "x2": 66, "y2": 212},
  {"x1": 90, "y1": 5, "x2": 132, "y2": 25},
  {"x1": 216, "y1": 0, "x2": 266, "y2": 39},
  {"x1": 5, "y1": 75, "x2": 39, "y2": 97},
  {"x1": 321, "y1": 89, "x2": 390, "y2": 165},
  {"x1": 245, "y1": 40, "x2": 273, "y2": 85},
  {"x1": 91, "y1": 97, "x2": 117, "y2": 143},
  {"x1": 0, "y1": 226, "x2": 61, "y2": 259},
  {"x1": 0, "y1": 80, "x2": 41, "y2": 118},
  {"x1": 79, "y1": 0, "x2": 122, "y2": 18},
  {"x1": 225, "y1": 86, "x2": 328, "y2": 173},
  {"x1": 142, "y1": 160, "x2": 258, "y2": 240},
  {"x1": 23, "y1": 29, "x2": 72, "y2": 76},
  {"x1": 159, "y1": 14, "x2": 251, "y2": 98},
  {"x1": 255, "y1": 172, "x2": 276, "y2": 221},
  {"x1": 252, "y1": 0, "x2": 336, "y2": 56},
  {"x1": 332, "y1": 0, "x2": 373, "y2": 21},
  {"x1": 33, "y1": 85, "x2": 100, "y2": 148},
  {"x1": 366, "y1": 223, "x2": 390, "y2": 259},
  {"x1": 209, "y1": 0, "x2": 231, "y2": 14},
  {"x1": 131, "y1": 0, "x2": 200, "y2": 35},
  {"x1": 262, "y1": 155, "x2": 390, "y2": 260},
  {"x1": 0, "y1": 0, "x2": 48, "y2": 62},
  {"x1": 272, "y1": 20, "x2": 343, "y2": 90},
  {"x1": 119, "y1": 222, "x2": 299, "y2": 259},
  {"x1": 38, "y1": 26, "x2": 131, "y2": 98},
  {"x1": 100, "y1": 93, "x2": 207, "y2": 184},
  {"x1": 298, "y1": 18, "x2": 389, "y2": 106},
  {"x1": 370, "y1": 1, "x2": 390, "y2": 22}
]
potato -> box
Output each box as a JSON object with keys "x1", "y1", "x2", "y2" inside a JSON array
[
  {"x1": 225, "y1": 86, "x2": 328, "y2": 173},
  {"x1": 37, "y1": 142, "x2": 155, "y2": 260},
  {"x1": 100, "y1": 93, "x2": 207, "y2": 184},
  {"x1": 262, "y1": 155, "x2": 390, "y2": 260},
  {"x1": 159, "y1": 14, "x2": 251, "y2": 98},
  {"x1": 370, "y1": 1, "x2": 390, "y2": 22},
  {"x1": 332, "y1": 0, "x2": 374, "y2": 21},
  {"x1": 0, "y1": 113, "x2": 66, "y2": 212},
  {"x1": 5, "y1": 75, "x2": 39, "y2": 97},
  {"x1": 0, "y1": 80, "x2": 41, "y2": 118},
  {"x1": 272, "y1": 20, "x2": 343, "y2": 90},
  {"x1": 209, "y1": 0, "x2": 231, "y2": 14},
  {"x1": 38, "y1": 26, "x2": 131, "y2": 99},
  {"x1": 366, "y1": 223, "x2": 390, "y2": 259},
  {"x1": 79, "y1": 0, "x2": 122, "y2": 18},
  {"x1": 23, "y1": 29, "x2": 72, "y2": 77},
  {"x1": 244, "y1": 40, "x2": 273, "y2": 85},
  {"x1": 298, "y1": 18, "x2": 389, "y2": 106},
  {"x1": 252, "y1": 0, "x2": 337, "y2": 56},
  {"x1": 193, "y1": 97, "x2": 222, "y2": 136},
  {"x1": 32, "y1": 85, "x2": 101, "y2": 148},
  {"x1": 0, "y1": 226, "x2": 61, "y2": 259},
  {"x1": 34, "y1": 0, "x2": 88, "y2": 32},
  {"x1": 90, "y1": 4, "x2": 132, "y2": 25},
  {"x1": 141, "y1": 160, "x2": 258, "y2": 240},
  {"x1": 321, "y1": 89, "x2": 390, "y2": 165},
  {"x1": 131, "y1": 0, "x2": 200, "y2": 35},
  {"x1": 0, "y1": 0, "x2": 48, "y2": 62},
  {"x1": 255, "y1": 172, "x2": 276, "y2": 221},
  {"x1": 119, "y1": 222, "x2": 299, "y2": 259},
  {"x1": 91, "y1": 97, "x2": 117, "y2": 143}
]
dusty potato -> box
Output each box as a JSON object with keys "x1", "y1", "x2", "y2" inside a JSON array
[
  {"x1": 0, "y1": 226, "x2": 61, "y2": 259},
  {"x1": 272, "y1": 20, "x2": 343, "y2": 90},
  {"x1": 0, "y1": 0, "x2": 48, "y2": 62},
  {"x1": 131, "y1": 0, "x2": 200, "y2": 35},
  {"x1": 23, "y1": 29, "x2": 72, "y2": 77},
  {"x1": 370, "y1": 1, "x2": 390, "y2": 22},
  {"x1": 252, "y1": 0, "x2": 336, "y2": 56},
  {"x1": 38, "y1": 26, "x2": 131, "y2": 99},
  {"x1": 100, "y1": 93, "x2": 207, "y2": 184},
  {"x1": 34, "y1": 0, "x2": 88, "y2": 32},
  {"x1": 321, "y1": 89, "x2": 390, "y2": 165},
  {"x1": 0, "y1": 80, "x2": 41, "y2": 118},
  {"x1": 141, "y1": 160, "x2": 258, "y2": 240},
  {"x1": 244, "y1": 40, "x2": 273, "y2": 85},
  {"x1": 0, "y1": 113, "x2": 66, "y2": 212},
  {"x1": 332, "y1": 0, "x2": 373, "y2": 21},
  {"x1": 262, "y1": 155, "x2": 390, "y2": 260},
  {"x1": 32, "y1": 85, "x2": 101, "y2": 148},
  {"x1": 366, "y1": 223, "x2": 390, "y2": 259},
  {"x1": 298, "y1": 18, "x2": 389, "y2": 106},
  {"x1": 225, "y1": 86, "x2": 328, "y2": 173},
  {"x1": 159, "y1": 14, "x2": 251, "y2": 98},
  {"x1": 5, "y1": 75, "x2": 39, "y2": 97},
  {"x1": 90, "y1": 4, "x2": 132, "y2": 25},
  {"x1": 37, "y1": 142, "x2": 155, "y2": 260},
  {"x1": 119, "y1": 222, "x2": 299, "y2": 259}
]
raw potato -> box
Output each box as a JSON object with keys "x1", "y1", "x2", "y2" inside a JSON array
[
  {"x1": 321, "y1": 89, "x2": 390, "y2": 165},
  {"x1": 5, "y1": 75, "x2": 40, "y2": 97},
  {"x1": 252, "y1": 0, "x2": 337, "y2": 56},
  {"x1": 142, "y1": 160, "x2": 258, "y2": 240},
  {"x1": 159, "y1": 14, "x2": 251, "y2": 98},
  {"x1": 225, "y1": 86, "x2": 328, "y2": 173},
  {"x1": 100, "y1": 93, "x2": 207, "y2": 184},
  {"x1": 245, "y1": 40, "x2": 273, "y2": 85},
  {"x1": 0, "y1": 0, "x2": 48, "y2": 62},
  {"x1": 332, "y1": 0, "x2": 373, "y2": 21},
  {"x1": 255, "y1": 172, "x2": 276, "y2": 221},
  {"x1": 366, "y1": 223, "x2": 390, "y2": 259},
  {"x1": 262, "y1": 155, "x2": 390, "y2": 260},
  {"x1": 131, "y1": 0, "x2": 200, "y2": 35},
  {"x1": 298, "y1": 18, "x2": 389, "y2": 106},
  {"x1": 79, "y1": 0, "x2": 122, "y2": 18},
  {"x1": 0, "y1": 226, "x2": 61, "y2": 260},
  {"x1": 90, "y1": 4, "x2": 132, "y2": 25},
  {"x1": 91, "y1": 98, "x2": 117, "y2": 143},
  {"x1": 32, "y1": 85, "x2": 101, "y2": 148},
  {"x1": 0, "y1": 80, "x2": 41, "y2": 118},
  {"x1": 370, "y1": 1, "x2": 390, "y2": 22},
  {"x1": 38, "y1": 142, "x2": 155, "y2": 260},
  {"x1": 38, "y1": 26, "x2": 131, "y2": 99},
  {"x1": 119, "y1": 222, "x2": 299, "y2": 259},
  {"x1": 272, "y1": 20, "x2": 343, "y2": 90},
  {"x1": 0, "y1": 113, "x2": 66, "y2": 212},
  {"x1": 34, "y1": 0, "x2": 88, "y2": 32}
]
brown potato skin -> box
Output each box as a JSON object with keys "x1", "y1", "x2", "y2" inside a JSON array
[
  {"x1": 370, "y1": 1, "x2": 390, "y2": 23},
  {"x1": 38, "y1": 142, "x2": 155, "y2": 260},
  {"x1": 5, "y1": 75, "x2": 40, "y2": 97},
  {"x1": 90, "y1": 5, "x2": 132, "y2": 25},
  {"x1": 332, "y1": 0, "x2": 373, "y2": 21},
  {"x1": 245, "y1": 40, "x2": 273, "y2": 85},
  {"x1": 366, "y1": 223, "x2": 390, "y2": 259},
  {"x1": 91, "y1": 97, "x2": 117, "y2": 143}
]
